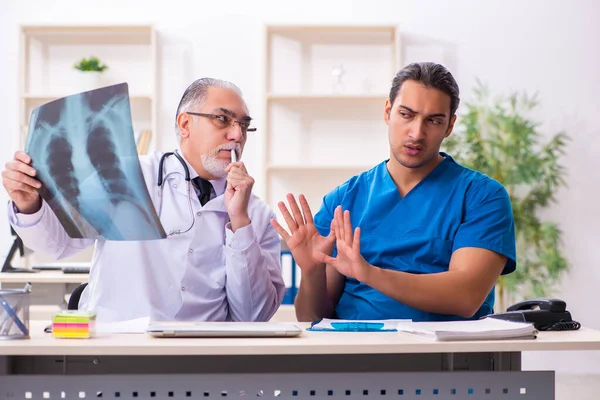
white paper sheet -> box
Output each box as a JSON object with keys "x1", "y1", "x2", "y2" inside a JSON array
[{"x1": 95, "y1": 316, "x2": 150, "y2": 334}]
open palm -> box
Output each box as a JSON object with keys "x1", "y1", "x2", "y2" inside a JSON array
[
  {"x1": 270, "y1": 194, "x2": 335, "y2": 274},
  {"x1": 313, "y1": 208, "x2": 370, "y2": 282}
]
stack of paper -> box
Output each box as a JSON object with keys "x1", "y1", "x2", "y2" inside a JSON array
[
  {"x1": 396, "y1": 318, "x2": 537, "y2": 341},
  {"x1": 309, "y1": 318, "x2": 408, "y2": 332}
]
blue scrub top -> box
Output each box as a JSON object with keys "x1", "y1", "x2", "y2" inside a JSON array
[{"x1": 313, "y1": 153, "x2": 516, "y2": 322}]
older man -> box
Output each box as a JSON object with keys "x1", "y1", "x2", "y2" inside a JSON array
[{"x1": 2, "y1": 78, "x2": 285, "y2": 322}]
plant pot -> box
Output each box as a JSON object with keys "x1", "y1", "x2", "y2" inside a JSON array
[{"x1": 76, "y1": 72, "x2": 103, "y2": 92}]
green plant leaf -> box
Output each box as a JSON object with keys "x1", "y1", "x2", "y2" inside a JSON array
[
  {"x1": 442, "y1": 81, "x2": 570, "y2": 299},
  {"x1": 73, "y1": 56, "x2": 108, "y2": 72}
]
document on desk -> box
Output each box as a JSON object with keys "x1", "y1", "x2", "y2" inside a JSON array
[
  {"x1": 25, "y1": 83, "x2": 166, "y2": 241},
  {"x1": 396, "y1": 318, "x2": 538, "y2": 341},
  {"x1": 95, "y1": 316, "x2": 150, "y2": 334},
  {"x1": 308, "y1": 318, "x2": 408, "y2": 332}
]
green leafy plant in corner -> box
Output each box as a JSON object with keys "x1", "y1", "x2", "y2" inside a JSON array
[
  {"x1": 443, "y1": 81, "x2": 570, "y2": 311},
  {"x1": 73, "y1": 56, "x2": 108, "y2": 73}
]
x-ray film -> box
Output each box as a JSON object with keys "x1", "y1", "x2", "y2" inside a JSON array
[{"x1": 25, "y1": 83, "x2": 167, "y2": 241}]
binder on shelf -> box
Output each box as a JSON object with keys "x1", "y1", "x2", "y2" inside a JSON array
[
  {"x1": 136, "y1": 130, "x2": 152, "y2": 155},
  {"x1": 280, "y1": 250, "x2": 297, "y2": 305}
]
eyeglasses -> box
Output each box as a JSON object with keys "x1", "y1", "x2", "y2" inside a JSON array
[{"x1": 186, "y1": 112, "x2": 257, "y2": 134}]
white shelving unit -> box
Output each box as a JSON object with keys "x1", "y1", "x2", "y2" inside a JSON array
[
  {"x1": 19, "y1": 25, "x2": 158, "y2": 153},
  {"x1": 264, "y1": 25, "x2": 400, "y2": 223},
  {"x1": 16, "y1": 25, "x2": 158, "y2": 267}
]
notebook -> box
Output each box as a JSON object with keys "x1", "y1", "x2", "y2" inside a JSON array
[
  {"x1": 396, "y1": 318, "x2": 538, "y2": 341},
  {"x1": 146, "y1": 321, "x2": 302, "y2": 338}
]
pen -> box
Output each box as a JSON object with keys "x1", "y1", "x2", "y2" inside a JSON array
[{"x1": 231, "y1": 149, "x2": 237, "y2": 163}]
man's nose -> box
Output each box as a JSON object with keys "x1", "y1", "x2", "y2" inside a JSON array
[
  {"x1": 409, "y1": 119, "x2": 426, "y2": 140},
  {"x1": 227, "y1": 122, "x2": 243, "y2": 141}
]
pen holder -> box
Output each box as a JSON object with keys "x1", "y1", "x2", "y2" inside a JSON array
[{"x1": 0, "y1": 289, "x2": 31, "y2": 340}]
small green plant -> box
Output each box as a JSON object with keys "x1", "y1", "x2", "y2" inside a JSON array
[
  {"x1": 74, "y1": 56, "x2": 108, "y2": 73},
  {"x1": 443, "y1": 81, "x2": 570, "y2": 311}
]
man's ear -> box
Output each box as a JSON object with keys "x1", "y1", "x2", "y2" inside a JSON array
[
  {"x1": 384, "y1": 99, "x2": 392, "y2": 125},
  {"x1": 445, "y1": 114, "x2": 457, "y2": 138},
  {"x1": 177, "y1": 113, "x2": 192, "y2": 138}
]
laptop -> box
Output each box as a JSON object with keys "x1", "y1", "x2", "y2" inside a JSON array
[{"x1": 146, "y1": 321, "x2": 303, "y2": 338}]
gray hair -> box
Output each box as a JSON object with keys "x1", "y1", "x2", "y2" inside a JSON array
[{"x1": 174, "y1": 78, "x2": 243, "y2": 138}]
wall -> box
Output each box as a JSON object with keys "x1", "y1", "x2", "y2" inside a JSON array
[{"x1": 1, "y1": 0, "x2": 599, "y2": 373}]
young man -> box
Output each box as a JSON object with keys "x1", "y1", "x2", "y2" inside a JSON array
[
  {"x1": 272, "y1": 62, "x2": 516, "y2": 322},
  {"x1": 2, "y1": 78, "x2": 285, "y2": 322}
]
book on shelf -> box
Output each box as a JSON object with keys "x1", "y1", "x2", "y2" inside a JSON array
[{"x1": 136, "y1": 130, "x2": 152, "y2": 155}]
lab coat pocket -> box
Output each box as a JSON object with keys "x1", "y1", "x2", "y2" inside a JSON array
[{"x1": 208, "y1": 246, "x2": 227, "y2": 289}]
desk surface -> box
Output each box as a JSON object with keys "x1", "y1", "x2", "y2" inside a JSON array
[
  {"x1": 0, "y1": 271, "x2": 88, "y2": 284},
  {"x1": 1, "y1": 321, "x2": 600, "y2": 357}
]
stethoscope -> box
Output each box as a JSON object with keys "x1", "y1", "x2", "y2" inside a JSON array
[{"x1": 156, "y1": 150, "x2": 195, "y2": 236}]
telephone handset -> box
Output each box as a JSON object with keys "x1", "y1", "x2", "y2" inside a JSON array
[
  {"x1": 486, "y1": 298, "x2": 581, "y2": 331},
  {"x1": 507, "y1": 298, "x2": 567, "y2": 313}
]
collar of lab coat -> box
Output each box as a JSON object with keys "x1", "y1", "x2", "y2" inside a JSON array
[{"x1": 167, "y1": 148, "x2": 228, "y2": 213}]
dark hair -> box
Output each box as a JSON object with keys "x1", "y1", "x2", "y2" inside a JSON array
[{"x1": 389, "y1": 62, "x2": 460, "y2": 116}]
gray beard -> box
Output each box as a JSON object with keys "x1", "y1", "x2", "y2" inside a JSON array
[{"x1": 201, "y1": 153, "x2": 229, "y2": 178}]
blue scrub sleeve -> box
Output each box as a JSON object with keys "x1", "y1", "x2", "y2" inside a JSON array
[{"x1": 452, "y1": 180, "x2": 517, "y2": 275}]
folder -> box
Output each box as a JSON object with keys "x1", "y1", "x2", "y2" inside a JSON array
[
  {"x1": 280, "y1": 251, "x2": 295, "y2": 305},
  {"x1": 308, "y1": 318, "x2": 406, "y2": 332}
]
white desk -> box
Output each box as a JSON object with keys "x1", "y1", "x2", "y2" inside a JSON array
[
  {"x1": 2, "y1": 322, "x2": 600, "y2": 399},
  {"x1": 0, "y1": 271, "x2": 88, "y2": 308}
]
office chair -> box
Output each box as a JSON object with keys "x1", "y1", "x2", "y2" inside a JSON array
[{"x1": 68, "y1": 282, "x2": 88, "y2": 310}]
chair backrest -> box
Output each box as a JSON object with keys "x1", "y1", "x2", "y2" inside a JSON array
[{"x1": 68, "y1": 283, "x2": 88, "y2": 310}]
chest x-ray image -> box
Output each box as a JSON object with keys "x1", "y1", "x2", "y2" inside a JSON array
[{"x1": 25, "y1": 83, "x2": 166, "y2": 241}]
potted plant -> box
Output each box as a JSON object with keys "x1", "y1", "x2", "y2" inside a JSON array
[
  {"x1": 443, "y1": 81, "x2": 570, "y2": 312},
  {"x1": 73, "y1": 56, "x2": 108, "y2": 90}
]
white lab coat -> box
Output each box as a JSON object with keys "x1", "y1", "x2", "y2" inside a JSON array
[{"x1": 9, "y1": 151, "x2": 285, "y2": 322}]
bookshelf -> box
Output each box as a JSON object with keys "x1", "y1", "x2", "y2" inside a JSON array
[
  {"x1": 18, "y1": 25, "x2": 158, "y2": 153},
  {"x1": 264, "y1": 25, "x2": 400, "y2": 224},
  {"x1": 16, "y1": 25, "x2": 158, "y2": 267}
]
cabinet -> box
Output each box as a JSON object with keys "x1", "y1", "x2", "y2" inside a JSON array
[
  {"x1": 264, "y1": 25, "x2": 400, "y2": 222},
  {"x1": 16, "y1": 25, "x2": 158, "y2": 267},
  {"x1": 19, "y1": 25, "x2": 157, "y2": 154}
]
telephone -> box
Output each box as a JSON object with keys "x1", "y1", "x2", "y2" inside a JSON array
[{"x1": 486, "y1": 298, "x2": 581, "y2": 331}]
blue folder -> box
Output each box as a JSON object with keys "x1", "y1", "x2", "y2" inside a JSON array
[{"x1": 307, "y1": 319, "x2": 398, "y2": 332}]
